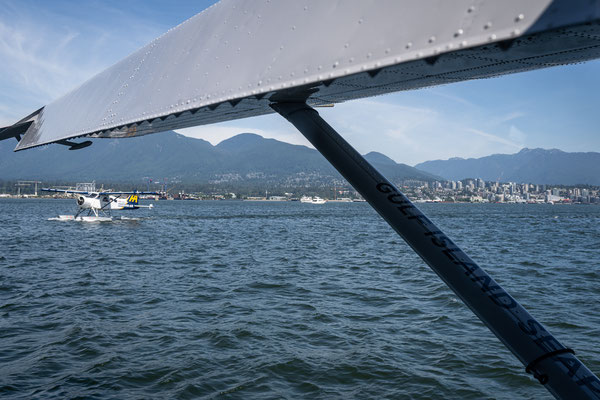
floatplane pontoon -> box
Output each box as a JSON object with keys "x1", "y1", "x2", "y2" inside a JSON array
[{"x1": 2, "y1": 1, "x2": 600, "y2": 398}]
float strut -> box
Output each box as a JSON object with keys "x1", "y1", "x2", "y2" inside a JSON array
[{"x1": 271, "y1": 102, "x2": 600, "y2": 400}]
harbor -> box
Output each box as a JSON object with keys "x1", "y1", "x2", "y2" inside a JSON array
[{"x1": 3, "y1": 179, "x2": 599, "y2": 205}]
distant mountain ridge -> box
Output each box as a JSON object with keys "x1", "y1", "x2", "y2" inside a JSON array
[
  {"x1": 0, "y1": 131, "x2": 440, "y2": 185},
  {"x1": 415, "y1": 148, "x2": 600, "y2": 185}
]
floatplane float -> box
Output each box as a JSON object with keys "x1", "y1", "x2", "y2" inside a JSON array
[
  {"x1": 42, "y1": 188, "x2": 157, "y2": 222},
  {"x1": 3, "y1": 1, "x2": 600, "y2": 397}
]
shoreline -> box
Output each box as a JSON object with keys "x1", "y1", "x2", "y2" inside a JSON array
[{"x1": 1, "y1": 195, "x2": 597, "y2": 205}]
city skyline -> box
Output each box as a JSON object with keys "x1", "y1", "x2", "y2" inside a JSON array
[{"x1": 1, "y1": 1, "x2": 599, "y2": 165}]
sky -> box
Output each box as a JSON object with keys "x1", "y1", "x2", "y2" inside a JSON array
[{"x1": 1, "y1": 0, "x2": 599, "y2": 166}]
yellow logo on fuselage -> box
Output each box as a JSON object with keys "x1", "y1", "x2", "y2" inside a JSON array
[{"x1": 128, "y1": 195, "x2": 138, "y2": 203}]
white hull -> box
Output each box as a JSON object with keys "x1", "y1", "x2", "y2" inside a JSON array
[
  {"x1": 300, "y1": 196, "x2": 327, "y2": 204},
  {"x1": 311, "y1": 196, "x2": 327, "y2": 204}
]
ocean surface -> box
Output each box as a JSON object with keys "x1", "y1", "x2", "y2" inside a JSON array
[{"x1": 1, "y1": 199, "x2": 599, "y2": 399}]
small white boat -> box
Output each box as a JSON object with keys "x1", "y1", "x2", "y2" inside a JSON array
[
  {"x1": 300, "y1": 195, "x2": 327, "y2": 204},
  {"x1": 311, "y1": 196, "x2": 327, "y2": 204}
]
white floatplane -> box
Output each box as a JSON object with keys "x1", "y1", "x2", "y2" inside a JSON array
[{"x1": 42, "y1": 188, "x2": 156, "y2": 222}]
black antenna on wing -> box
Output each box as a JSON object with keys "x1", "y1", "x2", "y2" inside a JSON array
[{"x1": 56, "y1": 139, "x2": 93, "y2": 150}]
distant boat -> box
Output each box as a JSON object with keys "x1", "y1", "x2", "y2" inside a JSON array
[
  {"x1": 300, "y1": 195, "x2": 327, "y2": 204},
  {"x1": 311, "y1": 196, "x2": 327, "y2": 204}
]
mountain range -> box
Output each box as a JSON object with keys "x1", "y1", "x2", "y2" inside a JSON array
[
  {"x1": 2, "y1": 133, "x2": 598, "y2": 186},
  {"x1": 0, "y1": 131, "x2": 439, "y2": 185},
  {"x1": 415, "y1": 148, "x2": 600, "y2": 186}
]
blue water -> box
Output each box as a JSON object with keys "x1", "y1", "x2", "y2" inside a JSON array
[{"x1": 1, "y1": 199, "x2": 599, "y2": 399}]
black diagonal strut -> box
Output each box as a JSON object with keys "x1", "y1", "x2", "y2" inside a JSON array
[{"x1": 271, "y1": 102, "x2": 600, "y2": 400}]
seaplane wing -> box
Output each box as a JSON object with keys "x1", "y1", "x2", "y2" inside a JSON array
[
  {"x1": 6, "y1": 0, "x2": 600, "y2": 151},
  {"x1": 95, "y1": 191, "x2": 158, "y2": 196},
  {"x1": 42, "y1": 188, "x2": 94, "y2": 195},
  {"x1": 42, "y1": 188, "x2": 158, "y2": 196}
]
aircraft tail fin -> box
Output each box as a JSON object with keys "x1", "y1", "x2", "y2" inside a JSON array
[
  {"x1": 126, "y1": 195, "x2": 139, "y2": 205},
  {"x1": 0, "y1": 121, "x2": 33, "y2": 142}
]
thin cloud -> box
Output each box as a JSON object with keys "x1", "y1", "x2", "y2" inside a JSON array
[
  {"x1": 428, "y1": 89, "x2": 478, "y2": 108},
  {"x1": 0, "y1": 1, "x2": 168, "y2": 122},
  {"x1": 467, "y1": 128, "x2": 522, "y2": 149},
  {"x1": 493, "y1": 111, "x2": 526, "y2": 125},
  {"x1": 322, "y1": 99, "x2": 438, "y2": 139},
  {"x1": 508, "y1": 125, "x2": 526, "y2": 144}
]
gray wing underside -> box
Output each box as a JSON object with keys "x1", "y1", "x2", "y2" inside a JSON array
[{"x1": 12, "y1": 0, "x2": 600, "y2": 151}]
